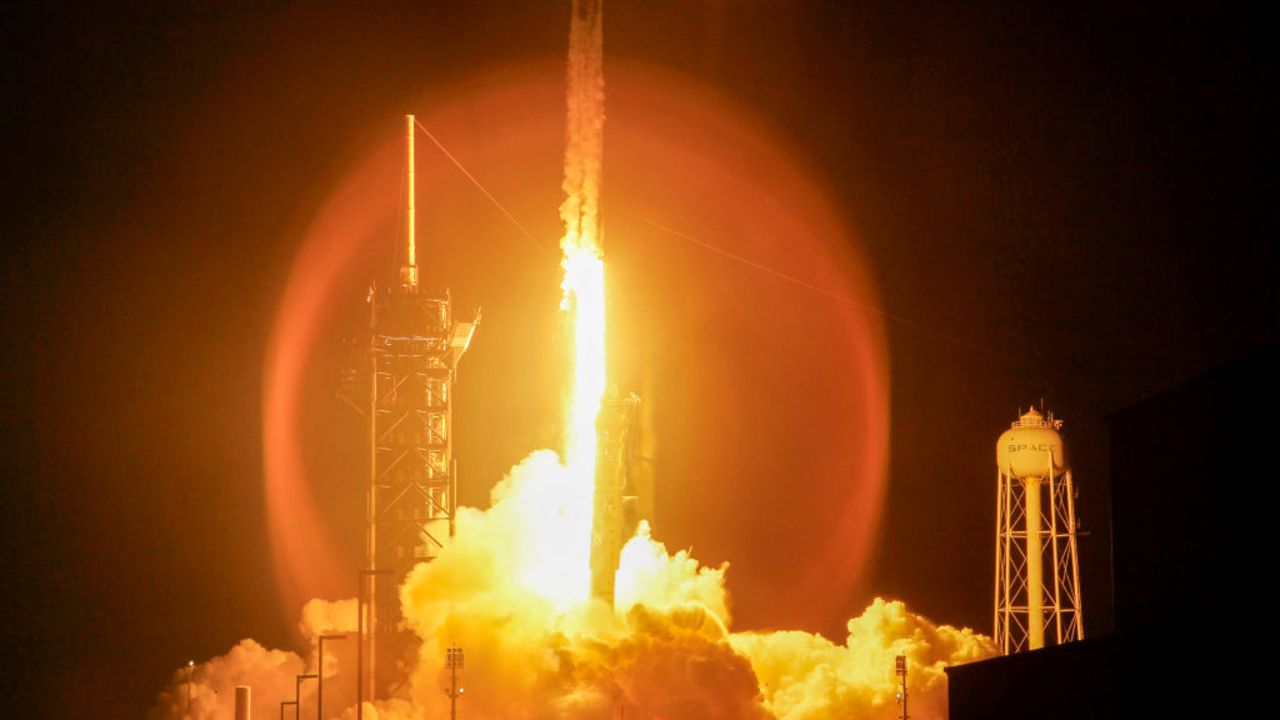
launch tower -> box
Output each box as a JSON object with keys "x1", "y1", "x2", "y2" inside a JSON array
[
  {"x1": 360, "y1": 115, "x2": 477, "y2": 696},
  {"x1": 994, "y1": 407, "x2": 1083, "y2": 653}
]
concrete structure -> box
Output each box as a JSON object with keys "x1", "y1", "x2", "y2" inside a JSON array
[{"x1": 234, "y1": 686, "x2": 250, "y2": 720}]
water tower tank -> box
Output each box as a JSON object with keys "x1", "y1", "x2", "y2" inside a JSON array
[{"x1": 997, "y1": 408, "x2": 1066, "y2": 479}]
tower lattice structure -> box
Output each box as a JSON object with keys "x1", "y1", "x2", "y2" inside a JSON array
[
  {"x1": 355, "y1": 115, "x2": 476, "y2": 699},
  {"x1": 365, "y1": 284, "x2": 472, "y2": 692}
]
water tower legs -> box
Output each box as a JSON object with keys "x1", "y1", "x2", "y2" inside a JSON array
[{"x1": 994, "y1": 422, "x2": 1084, "y2": 654}]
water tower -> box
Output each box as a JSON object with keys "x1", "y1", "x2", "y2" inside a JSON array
[{"x1": 994, "y1": 407, "x2": 1083, "y2": 653}]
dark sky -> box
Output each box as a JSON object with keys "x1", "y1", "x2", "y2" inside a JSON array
[{"x1": 3, "y1": 2, "x2": 1273, "y2": 718}]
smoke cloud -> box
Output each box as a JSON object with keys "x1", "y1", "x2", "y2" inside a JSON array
[
  {"x1": 731, "y1": 599, "x2": 993, "y2": 720},
  {"x1": 153, "y1": 452, "x2": 991, "y2": 719},
  {"x1": 149, "y1": 599, "x2": 356, "y2": 720}
]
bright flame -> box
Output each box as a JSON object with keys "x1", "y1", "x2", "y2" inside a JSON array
[
  {"x1": 517, "y1": 0, "x2": 609, "y2": 609},
  {"x1": 532, "y1": 244, "x2": 604, "y2": 609}
]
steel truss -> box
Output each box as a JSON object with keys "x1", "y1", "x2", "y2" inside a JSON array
[
  {"x1": 994, "y1": 456, "x2": 1084, "y2": 654},
  {"x1": 363, "y1": 285, "x2": 473, "y2": 696}
]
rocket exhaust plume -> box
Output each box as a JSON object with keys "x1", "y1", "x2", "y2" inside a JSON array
[
  {"x1": 154, "y1": 2, "x2": 994, "y2": 718},
  {"x1": 550, "y1": 0, "x2": 608, "y2": 608}
]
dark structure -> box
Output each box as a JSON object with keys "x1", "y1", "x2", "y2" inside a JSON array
[
  {"x1": 590, "y1": 391, "x2": 643, "y2": 603},
  {"x1": 948, "y1": 346, "x2": 1276, "y2": 718},
  {"x1": 365, "y1": 282, "x2": 473, "y2": 693},
  {"x1": 1108, "y1": 351, "x2": 1272, "y2": 633}
]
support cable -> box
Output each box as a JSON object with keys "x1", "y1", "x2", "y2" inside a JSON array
[
  {"x1": 624, "y1": 210, "x2": 1017, "y2": 365},
  {"x1": 412, "y1": 118, "x2": 554, "y2": 254},
  {"x1": 406, "y1": 118, "x2": 1102, "y2": 395}
]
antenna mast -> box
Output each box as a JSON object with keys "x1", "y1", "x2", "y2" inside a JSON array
[{"x1": 401, "y1": 113, "x2": 418, "y2": 289}]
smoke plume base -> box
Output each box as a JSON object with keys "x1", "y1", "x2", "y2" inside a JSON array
[{"x1": 155, "y1": 451, "x2": 992, "y2": 720}]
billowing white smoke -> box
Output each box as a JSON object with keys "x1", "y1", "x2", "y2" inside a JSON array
[
  {"x1": 731, "y1": 599, "x2": 994, "y2": 720},
  {"x1": 153, "y1": 453, "x2": 992, "y2": 720},
  {"x1": 149, "y1": 599, "x2": 356, "y2": 720}
]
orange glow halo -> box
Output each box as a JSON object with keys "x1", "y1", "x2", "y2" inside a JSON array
[{"x1": 262, "y1": 61, "x2": 889, "y2": 633}]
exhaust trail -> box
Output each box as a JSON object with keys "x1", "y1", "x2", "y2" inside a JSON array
[{"x1": 551, "y1": 0, "x2": 608, "y2": 608}]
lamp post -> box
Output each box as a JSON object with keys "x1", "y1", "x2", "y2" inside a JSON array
[
  {"x1": 295, "y1": 673, "x2": 318, "y2": 720},
  {"x1": 317, "y1": 633, "x2": 348, "y2": 720},
  {"x1": 280, "y1": 701, "x2": 296, "y2": 720},
  {"x1": 895, "y1": 655, "x2": 908, "y2": 720},
  {"x1": 357, "y1": 568, "x2": 392, "y2": 720},
  {"x1": 445, "y1": 646, "x2": 464, "y2": 720},
  {"x1": 186, "y1": 660, "x2": 195, "y2": 717}
]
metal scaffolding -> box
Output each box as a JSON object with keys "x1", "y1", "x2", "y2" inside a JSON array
[{"x1": 353, "y1": 114, "x2": 477, "y2": 700}]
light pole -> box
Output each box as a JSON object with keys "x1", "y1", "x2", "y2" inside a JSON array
[
  {"x1": 280, "y1": 700, "x2": 296, "y2": 720},
  {"x1": 357, "y1": 568, "x2": 392, "y2": 720},
  {"x1": 895, "y1": 655, "x2": 908, "y2": 720},
  {"x1": 317, "y1": 633, "x2": 348, "y2": 720},
  {"x1": 445, "y1": 646, "x2": 464, "y2": 720},
  {"x1": 186, "y1": 660, "x2": 194, "y2": 717},
  {"x1": 295, "y1": 673, "x2": 318, "y2": 720}
]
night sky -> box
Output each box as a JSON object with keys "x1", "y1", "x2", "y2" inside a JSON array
[{"x1": 4, "y1": 2, "x2": 1273, "y2": 718}]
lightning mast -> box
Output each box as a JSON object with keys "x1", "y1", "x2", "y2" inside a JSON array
[{"x1": 360, "y1": 114, "x2": 477, "y2": 697}]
